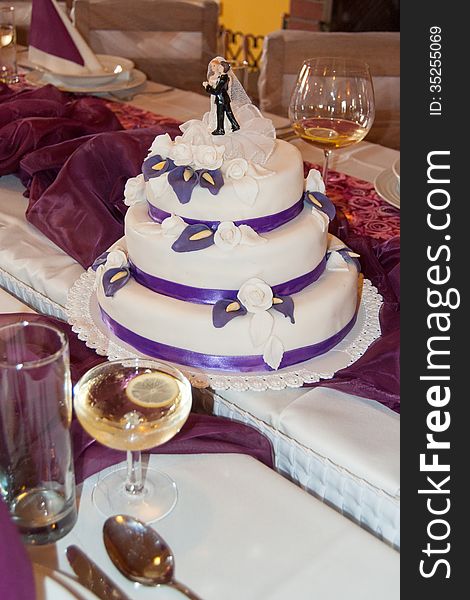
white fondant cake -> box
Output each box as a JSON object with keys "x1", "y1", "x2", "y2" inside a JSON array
[
  {"x1": 146, "y1": 140, "x2": 305, "y2": 223},
  {"x1": 96, "y1": 58, "x2": 361, "y2": 371},
  {"x1": 125, "y1": 202, "x2": 328, "y2": 292}
]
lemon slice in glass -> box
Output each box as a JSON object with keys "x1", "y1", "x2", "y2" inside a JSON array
[{"x1": 126, "y1": 372, "x2": 179, "y2": 408}]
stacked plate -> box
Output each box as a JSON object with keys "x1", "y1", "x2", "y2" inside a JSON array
[
  {"x1": 25, "y1": 54, "x2": 147, "y2": 95},
  {"x1": 374, "y1": 158, "x2": 400, "y2": 209}
]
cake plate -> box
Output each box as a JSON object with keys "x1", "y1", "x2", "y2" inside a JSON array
[{"x1": 66, "y1": 270, "x2": 383, "y2": 392}]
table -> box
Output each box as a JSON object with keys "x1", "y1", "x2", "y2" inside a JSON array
[
  {"x1": 0, "y1": 82, "x2": 400, "y2": 547},
  {"x1": 28, "y1": 454, "x2": 399, "y2": 600}
]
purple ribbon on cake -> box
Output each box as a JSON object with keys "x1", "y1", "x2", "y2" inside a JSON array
[
  {"x1": 100, "y1": 308, "x2": 357, "y2": 372},
  {"x1": 147, "y1": 198, "x2": 305, "y2": 234},
  {"x1": 129, "y1": 257, "x2": 326, "y2": 305}
]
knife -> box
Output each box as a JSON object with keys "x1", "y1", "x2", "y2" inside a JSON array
[{"x1": 66, "y1": 545, "x2": 132, "y2": 600}]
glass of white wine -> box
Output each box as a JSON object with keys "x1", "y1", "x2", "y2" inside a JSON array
[
  {"x1": 73, "y1": 358, "x2": 192, "y2": 522},
  {"x1": 289, "y1": 57, "x2": 375, "y2": 185},
  {"x1": 0, "y1": 6, "x2": 19, "y2": 84}
]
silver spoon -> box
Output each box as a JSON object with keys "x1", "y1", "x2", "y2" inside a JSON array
[{"x1": 103, "y1": 515, "x2": 204, "y2": 600}]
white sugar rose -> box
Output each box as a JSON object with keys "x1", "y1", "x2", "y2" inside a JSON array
[
  {"x1": 105, "y1": 249, "x2": 128, "y2": 269},
  {"x1": 214, "y1": 222, "x2": 242, "y2": 251},
  {"x1": 148, "y1": 133, "x2": 173, "y2": 158},
  {"x1": 170, "y1": 142, "x2": 194, "y2": 166},
  {"x1": 192, "y1": 144, "x2": 225, "y2": 171},
  {"x1": 223, "y1": 158, "x2": 249, "y2": 180},
  {"x1": 238, "y1": 278, "x2": 273, "y2": 313},
  {"x1": 305, "y1": 168, "x2": 326, "y2": 194},
  {"x1": 178, "y1": 121, "x2": 213, "y2": 147},
  {"x1": 123, "y1": 174, "x2": 146, "y2": 206},
  {"x1": 161, "y1": 214, "x2": 186, "y2": 238}
]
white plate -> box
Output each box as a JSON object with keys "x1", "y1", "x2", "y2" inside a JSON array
[
  {"x1": 38, "y1": 55, "x2": 135, "y2": 87},
  {"x1": 374, "y1": 168, "x2": 400, "y2": 209},
  {"x1": 392, "y1": 158, "x2": 400, "y2": 180},
  {"x1": 33, "y1": 563, "x2": 98, "y2": 600},
  {"x1": 24, "y1": 68, "x2": 147, "y2": 94}
]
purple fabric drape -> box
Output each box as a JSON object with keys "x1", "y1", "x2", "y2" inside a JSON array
[
  {"x1": 72, "y1": 412, "x2": 274, "y2": 483},
  {"x1": 23, "y1": 127, "x2": 180, "y2": 267},
  {"x1": 0, "y1": 83, "x2": 122, "y2": 175},
  {"x1": 0, "y1": 498, "x2": 35, "y2": 600},
  {"x1": 0, "y1": 83, "x2": 181, "y2": 267},
  {"x1": 310, "y1": 213, "x2": 400, "y2": 413}
]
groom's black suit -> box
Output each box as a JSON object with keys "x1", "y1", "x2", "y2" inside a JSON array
[{"x1": 205, "y1": 74, "x2": 240, "y2": 135}]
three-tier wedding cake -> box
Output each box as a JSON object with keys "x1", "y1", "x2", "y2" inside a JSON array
[{"x1": 94, "y1": 58, "x2": 361, "y2": 372}]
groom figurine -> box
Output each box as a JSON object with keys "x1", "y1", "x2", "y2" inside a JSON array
[{"x1": 203, "y1": 59, "x2": 240, "y2": 136}]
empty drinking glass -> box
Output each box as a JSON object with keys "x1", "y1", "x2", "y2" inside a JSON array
[{"x1": 0, "y1": 321, "x2": 77, "y2": 544}]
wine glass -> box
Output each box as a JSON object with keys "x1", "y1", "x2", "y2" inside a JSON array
[
  {"x1": 289, "y1": 57, "x2": 375, "y2": 185},
  {"x1": 73, "y1": 358, "x2": 192, "y2": 522}
]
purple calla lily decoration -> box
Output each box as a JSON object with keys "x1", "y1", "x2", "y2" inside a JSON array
[
  {"x1": 172, "y1": 224, "x2": 216, "y2": 252},
  {"x1": 91, "y1": 251, "x2": 110, "y2": 271},
  {"x1": 337, "y1": 247, "x2": 361, "y2": 271},
  {"x1": 142, "y1": 153, "x2": 225, "y2": 204},
  {"x1": 271, "y1": 295, "x2": 295, "y2": 323},
  {"x1": 213, "y1": 286, "x2": 295, "y2": 329},
  {"x1": 304, "y1": 190, "x2": 336, "y2": 222},
  {"x1": 167, "y1": 166, "x2": 200, "y2": 204},
  {"x1": 102, "y1": 267, "x2": 131, "y2": 297},
  {"x1": 198, "y1": 169, "x2": 224, "y2": 195},
  {"x1": 142, "y1": 154, "x2": 176, "y2": 182},
  {"x1": 213, "y1": 299, "x2": 247, "y2": 328}
]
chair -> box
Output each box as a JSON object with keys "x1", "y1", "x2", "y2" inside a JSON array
[
  {"x1": 258, "y1": 30, "x2": 400, "y2": 149},
  {"x1": 73, "y1": 0, "x2": 219, "y2": 93}
]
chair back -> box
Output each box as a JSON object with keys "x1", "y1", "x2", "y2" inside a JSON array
[
  {"x1": 73, "y1": 0, "x2": 219, "y2": 93},
  {"x1": 259, "y1": 30, "x2": 400, "y2": 149}
]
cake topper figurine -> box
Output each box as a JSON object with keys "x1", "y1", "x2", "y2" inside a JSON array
[
  {"x1": 203, "y1": 58, "x2": 241, "y2": 135},
  {"x1": 169, "y1": 56, "x2": 276, "y2": 165}
]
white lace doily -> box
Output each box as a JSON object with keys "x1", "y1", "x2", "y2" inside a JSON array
[{"x1": 66, "y1": 269, "x2": 383, "y2": 392}]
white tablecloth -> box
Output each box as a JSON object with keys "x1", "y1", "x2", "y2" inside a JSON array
[
  {"x1": 0, "y1": 85, "x2": 400, "y2": 547},
  {"x1": 28, "y1": 454, "x2": 399, "y2": 600}
]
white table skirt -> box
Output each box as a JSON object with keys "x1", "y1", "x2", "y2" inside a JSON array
[
  {"x1": 28, "y1": 454, "x2": 399, "y2": 600},
  {"x1": 214, "y1": 387, "x2": 400, "y2": 547},
  {"x1": 0, "y1": 90, "x2": 400, "y2": 547}
]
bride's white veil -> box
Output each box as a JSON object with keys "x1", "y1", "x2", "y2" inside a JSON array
[{"x1": 202, "y1": 57, "x2": 276, "y2": 165}]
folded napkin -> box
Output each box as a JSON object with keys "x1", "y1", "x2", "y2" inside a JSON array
[
  {"x1": 0, "y1": 497, "x2": 36, "y2": 600},
  {"x1": 29, "y1": 0, "x2": 103, "y2": 75}
]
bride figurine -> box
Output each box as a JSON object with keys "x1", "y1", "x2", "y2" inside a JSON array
[
  {"x1": 179, "y1": 57, "x2": 276, "y2": 166},
  {"x1": 203, "y1": 59, "x2": 240, "y2": 135}
]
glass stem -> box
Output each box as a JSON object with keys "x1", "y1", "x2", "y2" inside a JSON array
[
  {"x1": 322, "y1": 149, "x2": 331, "y2": 186},
  {"x1": 125, "y1": 450, "x2": 144, "y2": 495}
]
